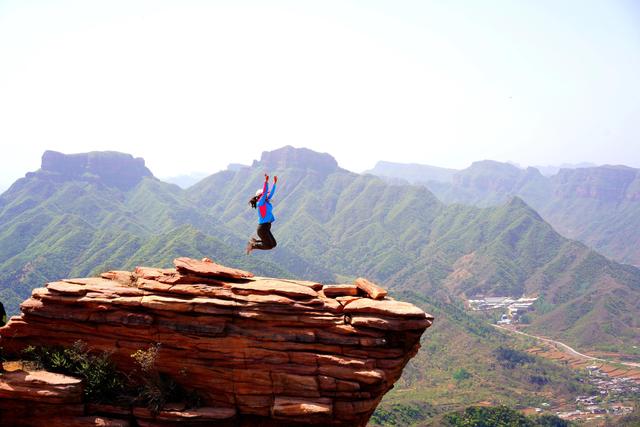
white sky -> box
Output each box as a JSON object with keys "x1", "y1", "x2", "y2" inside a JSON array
[{"x1": 1, "y1": 0, "x2": 639, "y2": 190}]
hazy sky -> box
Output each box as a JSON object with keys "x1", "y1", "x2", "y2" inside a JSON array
[{"x1": 1, "y1": 0, "x2": 639, "y2": 190}]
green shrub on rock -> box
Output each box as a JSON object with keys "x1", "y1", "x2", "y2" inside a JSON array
[
  {"x1": 21, "y1": 340, "x2": 126, "y2": 402},
  {"x1": 131, "y1": 343, "x2": 201, "y2": 414}
]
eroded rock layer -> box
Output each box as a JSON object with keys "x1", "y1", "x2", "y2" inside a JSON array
[{"x1": 0, "y1": 257, "x2": 432, "y2": 426}]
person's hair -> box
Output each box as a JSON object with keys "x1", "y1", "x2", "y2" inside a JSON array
[{"x1": 249, "y1": 195, "x2": 260, "y2": 209}]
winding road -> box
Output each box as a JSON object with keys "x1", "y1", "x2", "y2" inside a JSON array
[{"x1": 493, "y1": 324, "x2": 640, "y2": 369}]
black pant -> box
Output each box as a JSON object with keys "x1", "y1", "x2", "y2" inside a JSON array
[{"x1": 251, "y1": 222, "x2": 277, "y2": 250}]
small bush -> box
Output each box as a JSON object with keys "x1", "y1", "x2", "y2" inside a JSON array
[
  {"x1": 453, "y1": 368, "x2": 472, "y2": 383},
  {"x1": 495, "y1": 346, "x2": 534, "y2": 369},
  {"x1": 131, "y1": 343, "x2": 161, "y2": 373},
  {"x1": 529, "y1": 375, "x2": 549, "y2": 386},
  {"x1": 131, "y1": 343, "x2": 201, "y2": 414},
  {"x1": 21, "y1": 341, "x2": 125, "y2": 402}
]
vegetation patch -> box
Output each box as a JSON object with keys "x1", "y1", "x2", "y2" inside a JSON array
[
  {"x1": 495, "y1": 346, "x2": 535, "y2": 369},
  {"x1": 131, "y1": 343, "x2": 201, "y2": 414},
  {"x1": 20, "y1": 341, "x2": 201, "y2": 412},
  {"x1": 370, "y1": 401, "x2": 435, "y2": 426},
  {"x1": 22, "y1": 340, "x2": 126, "y2": 403},
  {"x1": 452, "y1": 368, "x2": 472, "y2": 384},
  {"x1": 442, "y1": 406, "x2": 570, "y2": 427}
]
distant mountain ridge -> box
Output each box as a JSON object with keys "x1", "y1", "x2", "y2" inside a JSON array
[
  {"x1": 253, "y1": 145, "x2": 343, "y2": 174},
  {"x1": 368, "y1": 160, "x2": 640, "y2": 267},
  {"x1": 534, "y1": 162, "x2": 597, "y2": 177},
  {"x1": 36, "y1": 150, "x2": 153, "y2": 190},
  {"x1": 364, "y1": 161, "x2": 457, "y2": 184}
]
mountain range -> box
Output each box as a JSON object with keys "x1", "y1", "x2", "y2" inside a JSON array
[
  {"x1": 368, "y1": 159, "x2": 640, "y2": 268},
  {"x1": 1, "y1": 146, "x2": 639, "y2": 423},
  {"x1": 2, "y1": 147, "x2": 638, "y2": 349}
]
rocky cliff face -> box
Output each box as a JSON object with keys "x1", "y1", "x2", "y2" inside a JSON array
[
  {"x1": 551, "y1": 165, "x2": 640, "y2": 202},
  {"x1": 0, "y1": 257, "x2": 432, "y2": 426},
  {"x1": 33, "y1": 150, "x2": 153, "y2": 190},
  {"x1": 253, "y1": 146, "x2": 341, "y2": 174},
  {"x1": 440, "y1": 161, "x2": 640, "y2": 204},
  {"x1": 452, "y1": 161, "x2": 545, "y2": 194}
]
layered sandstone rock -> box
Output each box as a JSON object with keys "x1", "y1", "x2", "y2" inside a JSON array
[
  {"x1": 0, "y1": 257, "x2": 432, "y2": 426},
  {"x1": 0, "y1": 368, "x2": 128, "y2": 427}
]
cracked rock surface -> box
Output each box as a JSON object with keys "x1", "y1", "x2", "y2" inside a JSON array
[{"x1": 0, "y1": 257, "x2": 432, "y2": 426}]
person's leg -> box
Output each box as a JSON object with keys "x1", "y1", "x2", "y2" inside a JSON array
[
  {"x1": 252, "y1": 223, "x2": 273, "y2": 250},
  {"x1": 247, "y1": 225, "x2": 263, "y2": 254},
  {"x1": 264, "y1": 223, "x2": 277, "y2": 249}
]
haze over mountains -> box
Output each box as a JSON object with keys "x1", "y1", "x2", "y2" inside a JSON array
[
  {"x1": 364, "y1": 161, "x2": 599, "y2": 184},
  {"x1": 368, "y1": 160, "x2": 640, "y2": 268},
  {"x1": 162, "y1": 172, "x2": 209, "y2": 189}
]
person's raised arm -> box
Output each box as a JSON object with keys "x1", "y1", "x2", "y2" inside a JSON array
[
  {"x1": 269, "y1": 175, "x2": 278, "y2": 199},
  {"x1": 259, "y1": 174, "x2": 269, "y2": 204}
]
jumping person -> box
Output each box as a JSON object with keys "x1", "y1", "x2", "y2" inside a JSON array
[{"x1": 246, "y1": 174, "x2": 278, "y2": 254}]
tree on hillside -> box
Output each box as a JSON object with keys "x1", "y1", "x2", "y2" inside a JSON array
[{"x1": 442, "y1": 406, "x2": 570, "y2": 427}]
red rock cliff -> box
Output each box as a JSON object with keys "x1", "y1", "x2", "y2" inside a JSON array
[{"x1": 0, "y1": 257, "x2": 432, "y2": 426}]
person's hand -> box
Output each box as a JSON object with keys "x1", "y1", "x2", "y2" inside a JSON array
[
  {"x1": 274, "y1": 176, "x2": 278, "y2": 183},
  {"x1": 264, "y1": 174, "x2": 269, "y2": 182}
]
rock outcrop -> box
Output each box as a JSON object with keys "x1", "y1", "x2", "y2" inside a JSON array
[
  {"x1": 33, "y1": 150, "x2": 153, "y2": 190},
  {"x1": 0, "y1": 257, "x2": 432, "y2": 426},
  {"x1": 253, "y1": 146, "x2": 341, "y2": 175},
  {"x1": 0, "y1": 367, "x2": 128, "y2": 427},
  {"x1": 552, "y1": 165, "x2": 640, "y2": 202}
]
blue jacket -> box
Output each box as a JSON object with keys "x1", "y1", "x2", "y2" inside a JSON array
[{"x1": 257, "y1": 181, "x2": 276, "y2": 224}]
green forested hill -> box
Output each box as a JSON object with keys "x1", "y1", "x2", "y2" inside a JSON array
[
  {"x1": 188, "y1": 147, "x2": 640, "y2": 352},
  {"x1": 370, "y1": 159, "x2": 640, "y2": 267}
]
